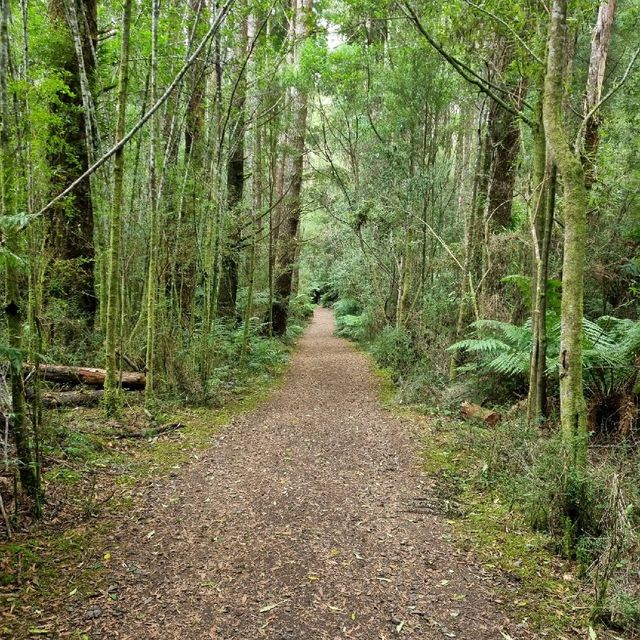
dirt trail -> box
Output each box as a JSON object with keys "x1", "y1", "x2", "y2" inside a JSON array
[{"x1": 85, "y1": 308, "x2": 520, "y2": 639}]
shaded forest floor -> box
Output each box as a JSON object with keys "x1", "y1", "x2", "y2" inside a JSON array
[{"x1": 1, "y1": 309, "x2": 625, "y2": 639}]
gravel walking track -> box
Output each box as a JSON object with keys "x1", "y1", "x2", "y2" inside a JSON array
[{"x1": 86, "y1": 307, "x2": 520, "y2": 639}]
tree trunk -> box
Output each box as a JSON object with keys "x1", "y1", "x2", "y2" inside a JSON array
[
  {"x1": 486, "y1": 100, "x2": 523, "y2": 231},
  {"x1": 218, "y1": 17, "x2": 248, "y2": 319},
  {"x1": 544, "y1": 0, "x2": 589, "y2": 470},
  {"x1": 582, "y1": 0, "x2": 616, "y2": 186},
  {"x1": 185, "y1": 0, "x2": 207, "y2": 160},
  {"x1": 104, "y1": 0, "x2": 133, "y2": 414},
  {"x1": 528, "y1": 143, "x2": 557, "y2": 424},
  {"x1": 47, "y1": 0, "x2": 97, "y2": 316},
  {"x1": 449, "y1": 106, "x2": 485, "y2": 380},
  {"x1": 145, "y1": 0, "x2": 160, "y2": 402},
  {"x1": 270, "y1": 0, "x2": 313, "y2": 336},
  {"x1": 1, "y1": 0, "x2": 41, "y2": 509},
  {"x1": 30, "y1": 364, "x2": 145, "y2": 389}
]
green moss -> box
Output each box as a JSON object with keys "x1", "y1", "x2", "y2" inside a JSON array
[{"x1": 374, "y1": 366, "x2": 396, "y2": 407}]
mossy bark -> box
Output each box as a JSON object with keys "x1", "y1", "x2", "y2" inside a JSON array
[
  {"x1": 47, "y1": 0, "x2": 97, "y2": 317},
  {"x1": 218, "y1": 18, "x2": 248, "y2": 319},
  {"x1": 145, "y1": 0, "x2": 160, "y2": 403},
  {"x1": 543, "y1": 0, "x2": 588, "y2": 469},
  {"x1": 104, "y1": 0, "x2": 132, "y2": 415},
  {"x1": 1, "y1": 0, "x2": 41, "y2": 509},
  {"x1": 270, "y1": 0, "x2": 313, "y2": 336},
  {"x1": 527, "y1": 115, "x2": 555, "y2": 424}
]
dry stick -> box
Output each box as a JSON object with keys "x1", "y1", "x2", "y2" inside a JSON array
[{"x1": 35, "y1": 0, "x2": 236, "y2": 219}]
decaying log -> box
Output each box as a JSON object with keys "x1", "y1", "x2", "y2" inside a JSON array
[
  {"x1": 32, "y1": 389, "x2": 105, "y2": 408},
  {"x1": 460, "y1": 402, "x2": 501, "y2": 427},
  {"x1": 28, "y1": 364, "x2": 146, "y2": 389}
]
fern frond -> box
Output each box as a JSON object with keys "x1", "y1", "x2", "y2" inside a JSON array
[
  {"x1": 448, "y1": 338, "x2": 509, "y2": 353},
  {"x1": 488, "y1": 351, "x2": 529, "y2": 376}
]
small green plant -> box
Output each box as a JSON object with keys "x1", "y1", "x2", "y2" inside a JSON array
[
  {"x1": 333, "y1": 297, "x2": 361, "y2": 318},
  {"x1": 288, "y1": 293, "x2": 315, "y2": 321},
  {"x1": 335, "y1": 313, "x2": 364, "y2": 340},
  {"x1": 449, "y1": 315, "x2": 640, "y2": 428},
  {"x1": 370, "y1": 326, "x2": 414, "y2": 375}
]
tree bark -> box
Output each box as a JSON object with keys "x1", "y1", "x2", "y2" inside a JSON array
[
  {"x1": 270, "y1": 0, "x2": 313, "y2": 336},
  {"x1": 460, "y1": 402, "x2": 501, "y2": 427},
  {"x1": 218, "y1": 17, "x2": 248, "y2": 319},
  {"x1": 47, "y1": 0, "x2": 97, "y2": 316},
  {"x1": 544, "y1": 0, "x2": 589, "y2": 470},
  {"x1": 145, "y1": 0, "x2": 160, "y2": 402},
  {"x1": 486, "y1": 79, "x2": 524, "y2": 232},
  {"x1": 29, "y1": 364, "x2": 145, "y2": 389},
  {"x1": 582, "y1": 0, "x2": 616, "y2": 186},
  {"x1": 104, "y1": 0, "x2": 133, "y2": 414},
  {"x1": 1, "y1": 0, "x2": 40, "y2": 508}
]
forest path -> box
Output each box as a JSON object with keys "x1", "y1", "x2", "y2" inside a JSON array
[{"x1": 85, "y1": 308, "x2": 519, "y2": 639}]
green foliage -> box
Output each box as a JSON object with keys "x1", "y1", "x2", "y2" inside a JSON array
[
  {"x1": 370, "y1": 326, "x2": 414, "y2": 374},
  {"x1": 449, "y1": 318, "x2": 535, "y2": 378},
  {"x1": 333, "y1": 297, "x2": 361, "y2": 317},
  {"x1": 480, "y1": 415, "x2": 640, "y2": 631},
  {"x1": 335, "y1": 313, "x2": 364, "y2": 340},
  {"x1": 450, "y1": 315, "x2": 640, "y2": 387},
  {"x1": 503, "y1": 274, "x2": 562, "y2": 314},
  {"x1": 288, "y1": 293, "x2": 315, "y2": 321}
]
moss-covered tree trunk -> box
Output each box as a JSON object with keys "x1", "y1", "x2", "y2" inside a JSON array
[
  {"x1": 1, "y1": 0, "x2": 40, "y2": 509},
  {"x1": 47, "y1": 0, "x2": 97, "y2": 317},
  {"x1": 218, "y1": 17, "x2": 248, "y2": 319},
  {"x1": 543, "y1": 0, "x2": 589, "y2": 471},
  {"x1": 104, "y1": 0, "x2": 132, "y2": 414},
  {"x1": 145, "y1": 0, "x2": 160, "y2": 403},
  {"x1": 527, "y1": 110, "x2": 555, "y2": 424}
]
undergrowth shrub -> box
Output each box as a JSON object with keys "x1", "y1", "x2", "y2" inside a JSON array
[
  {"x1": 288, "y1": 293, "x2": 315, "y2": 321},
  {"x1": 370, "y1": 326, "x2": 414, "y2": 377},
  {"x1": 333, "y1": 297, "x2": 361, "y2": 317},
  {"x1": 450, "y1": 315, "x2": 640, "y2": 434},
  {"x1": 335, "y1": 314, "x2": 364, "y2": 340},
  {"x1": 469, "y1": 414, "x2": 640, "y2": 631},
  {"x1": 394, "y1": 360, "x2": 446, "y2": 407}
]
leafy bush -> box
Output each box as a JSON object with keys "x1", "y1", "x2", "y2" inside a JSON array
[
  {"x1": 471, "y1": 414, "x2": 640, "y2": 631},
  {"x1": 289, "y1": 293, "x2": 315, "y2": 321},
  {"x1": 450, "y1": 314, "x2": 640, "y2": 387},
  {"x1": 335, "y1": 313, "x2": 364, "y2": 340},
  {"x1": 370, "y1": 326, "x2": 414, "y2": 375},
  {"x1": 333, "y1": 297, "x2": 361, "y2": 318}
]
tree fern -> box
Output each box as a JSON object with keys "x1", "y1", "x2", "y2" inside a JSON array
[{"x1": 449, "y1": 314, "x2": 640, "y2": 394}]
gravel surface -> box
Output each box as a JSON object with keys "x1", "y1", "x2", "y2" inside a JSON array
[{"x1": 84, "y1": 308, "x2": 521, "y2": 639}]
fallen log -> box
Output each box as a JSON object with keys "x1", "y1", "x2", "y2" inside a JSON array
[
  {"x1": 460, "y1": 402, "x2": 501, "y2": 427},
  {"x1": 28, "y1": 364, "x2": 145, "y2": 389},
  {"x1": 30, "y1": 389, "x2": 105, "y2": 408}
]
